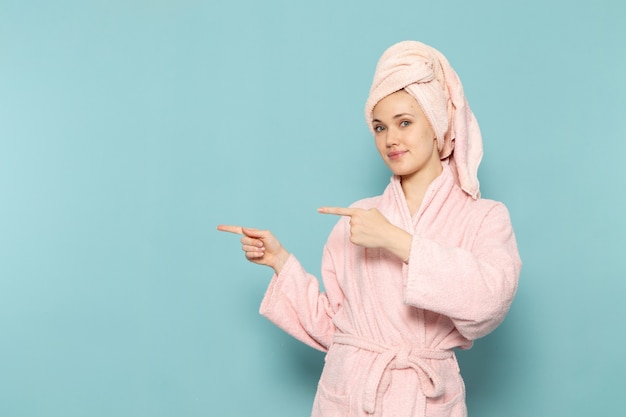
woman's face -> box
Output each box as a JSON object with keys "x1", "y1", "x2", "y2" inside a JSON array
[{"x1": 371, "y1": 89, "x2": 440, "y2": 180}]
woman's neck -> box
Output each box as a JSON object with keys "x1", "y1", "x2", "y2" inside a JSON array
[{"x1": 400, "y1": 163, "x2": 443, "y2": 216}]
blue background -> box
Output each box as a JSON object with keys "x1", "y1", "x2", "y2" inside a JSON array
[{"x1": 1, "y1": 0, "x2": 625, "y2": 416}]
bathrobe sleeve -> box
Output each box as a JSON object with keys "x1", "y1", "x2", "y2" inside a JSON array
[
  {"x1": 259, "y1": 243, "x2": 344, "y2": 352},
  {"x1": 403, "y1": 202, "x2": 521, "y2": 341}
]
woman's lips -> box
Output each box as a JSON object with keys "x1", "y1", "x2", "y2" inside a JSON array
[{"x1": 388, "y1": 150, "x2": 407, "y2": 160}]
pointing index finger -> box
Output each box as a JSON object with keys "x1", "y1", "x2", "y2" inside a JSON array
[
  {"x1": 216, "y1": 225, "x2": 244, "y2": 235},
  {"x1": 318, "y1": 207, "x2": 357, "y2": 217}
]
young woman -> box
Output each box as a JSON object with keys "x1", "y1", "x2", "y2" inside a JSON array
[{"x1": 218, "y1": 40, "x2": 521, "y2": 417}]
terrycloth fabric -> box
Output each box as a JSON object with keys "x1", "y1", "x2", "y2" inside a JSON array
[
  {"x1": 365, "y1": 41, "x2": 483, "y2": 199},
  {"x1": 260, "y1": 164, "x2": 521, "y2": 417}
]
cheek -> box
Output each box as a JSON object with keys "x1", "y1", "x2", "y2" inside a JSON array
[
  {"x1": 426, "y1": 127, "x2": 437, "y2": 146},
  {"x1": 423, "y1": 137, "x2": 437, "y2": 156},
  {"x1": 419, "y1": 128, "x2": 437, "y2": 149}
]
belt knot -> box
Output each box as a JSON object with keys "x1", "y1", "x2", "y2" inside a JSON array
[
  {"x1": 333, "y1": 333, "x2": 454, "y2": 415},
  {"x1": 394, "y1": 345, "x2": 412, "y2": 369}
]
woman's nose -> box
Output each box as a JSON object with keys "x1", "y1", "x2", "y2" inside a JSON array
[{"x1": 386, "y1": 127, "x2": 400, "y2": 147}]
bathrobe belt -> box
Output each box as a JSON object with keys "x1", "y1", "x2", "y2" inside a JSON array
[{"x1": 333, "y1": 333, "x2": 453, "y2": 415}]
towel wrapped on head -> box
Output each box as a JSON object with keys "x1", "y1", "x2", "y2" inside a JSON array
[{"x1": 365, "y1": 41, "x2": 483, "y2": 199}]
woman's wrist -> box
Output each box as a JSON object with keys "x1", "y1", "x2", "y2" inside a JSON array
[
  {"x1": 271, "y1": 247, "x2": 290, "y2": 275},
  {"x1": 384, "y1": 227, "x2": 412, "y2": 262}
]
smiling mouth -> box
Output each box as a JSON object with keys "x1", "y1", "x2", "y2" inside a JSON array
[{"x1": 388, "y1": 151, "x2": 407, "y2": 159}]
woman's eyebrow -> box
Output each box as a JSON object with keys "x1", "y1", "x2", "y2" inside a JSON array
[{"x1": 372, "y1": 113, "x2": 414, "y2": 123}]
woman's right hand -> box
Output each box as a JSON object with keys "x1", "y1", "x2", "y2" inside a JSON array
[{"x1": 216, "y1": 225, "x2": 290, "y2": 274}]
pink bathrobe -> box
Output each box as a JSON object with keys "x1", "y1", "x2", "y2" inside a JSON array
[{"x1": 260, "y1": 163, "x2": 521, "y2": 417}]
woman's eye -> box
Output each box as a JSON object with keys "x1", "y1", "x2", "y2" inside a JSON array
[
  {"x1": 400, "y1": 120, "x2": 410, "y2": 127},
  {"x1": 374, "y1": 125, "x2": 385, "y2": 133}
]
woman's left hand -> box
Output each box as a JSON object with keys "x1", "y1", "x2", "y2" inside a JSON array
[
  {"x1": 318, "y1": 207, "x2": 390, "y2": 248},
  {"x1": 318, "y1": 207, "x2": 412, "y2": 261}
]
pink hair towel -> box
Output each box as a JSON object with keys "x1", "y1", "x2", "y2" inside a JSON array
[{"x1": 365, "y1": 40, "x2": 483, "y2": 199}]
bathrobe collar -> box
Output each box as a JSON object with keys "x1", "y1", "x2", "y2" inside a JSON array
[{"x1": 386, "y1": 161, "x2": 457, "y2": 232}]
